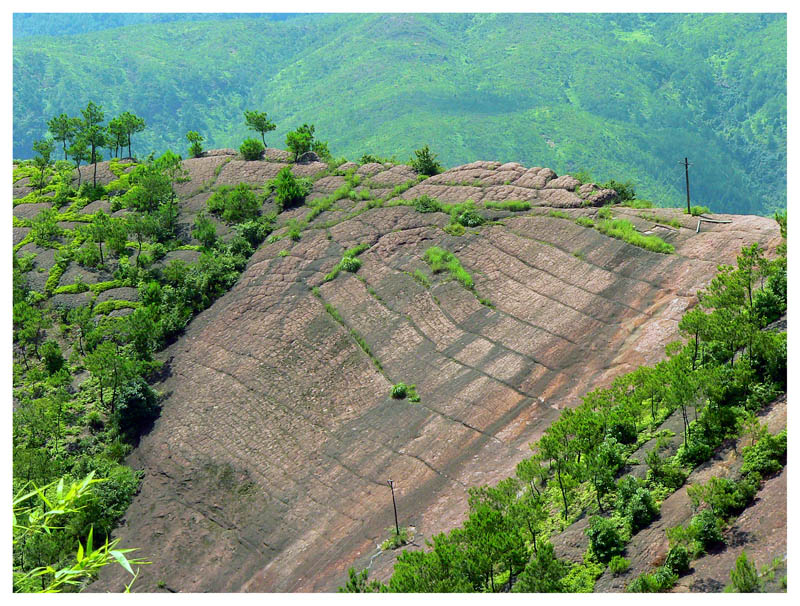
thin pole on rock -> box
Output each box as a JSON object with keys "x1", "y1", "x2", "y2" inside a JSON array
[
  {"x1": 680, "y1": 157, "x2": 692, "y2": 214},
  {"x1": 388, "y1": 479, "x2": 399, "y2": 536}
]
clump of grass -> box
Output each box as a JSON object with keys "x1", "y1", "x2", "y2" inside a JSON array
[
  {"x1": 548, "y1": 209, "x2": 570, "y2": 219},
  {"x1": 391, "y1": 383, "x2": 420, "y2": 402},
  {"x1": 324, "y1": 243, "x2": 370, "y2": 281},
  {"x1": 575, "y1": 216, "x2": 595, "y2": 228},
  {"x1": 620, "y1": 199, "x2": 654, "y2": 209},
  {"x1": 597, "y1": 206, "x2": 614, "y2": 220},
  {"x1": 450, "y1": 201, "x2": 485, "y2": 227},
  {"x1": 278, "y1": 249, "x2": 289, "y2": 257},
  {"x1": 413, "y1": 194, "x2": 444, "y2": 213},
  {"x1": 596, "y1": 218, "x2": 675, "y2": 254},
  {"x1": 381, "y1": 526, "x2": 411, "y2": 550},
  {"x1": 443, "y1": 223, "x2": 465, "y2": 236},
  {"x1": 687, "y1": 205, "x2": 711, "y2": 216},
  {"x1": 412, "y1": 269, "x2": 431, "y2": 288},
  {"x1": 484, "y1": 200, "x2": 531, "y2": 212},
  {"x1": 423, "y1": 246, "x2": 473, "y2": 289}
]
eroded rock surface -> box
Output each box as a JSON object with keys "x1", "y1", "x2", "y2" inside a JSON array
[{"x1": 43, "y1": 157, "x2": 781, "y2": 594}]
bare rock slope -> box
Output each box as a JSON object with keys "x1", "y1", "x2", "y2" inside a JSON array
[{"x1": 89, "y1": 157, "x2": 780, "y2": 592}]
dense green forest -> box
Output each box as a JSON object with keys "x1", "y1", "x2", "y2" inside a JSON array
[
  {"x1": 14, "y1": 13, "x2": 786, "y2": 215},
  {"x1": 341, "y1": 223, "x2": 787, "y2": 593}
]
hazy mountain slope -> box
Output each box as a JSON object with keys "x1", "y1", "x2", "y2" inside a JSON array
[{"x1": 13, "y1": 13, "x2": 786, "y2": 215}]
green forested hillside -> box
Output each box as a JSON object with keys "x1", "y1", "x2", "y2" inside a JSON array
[{"x1": 13, "y1": 13, "x2": 786, "y2": 215}]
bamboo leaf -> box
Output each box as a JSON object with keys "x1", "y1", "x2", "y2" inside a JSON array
[{"x1": 110, "y1": 550, "x2": 135, "y2": 576}]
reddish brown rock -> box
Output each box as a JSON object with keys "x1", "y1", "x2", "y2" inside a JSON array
[{"x1": 89, "y1": 187, "x2": 780, "y2": 595}]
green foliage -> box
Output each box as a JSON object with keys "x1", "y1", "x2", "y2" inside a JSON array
[
  {"x1": 186, "y1": 130, "x2": 204, "y2": 158},
  {"x1": 412, "y1": 194, "x2": 444, "y2": 213},
  {"x1": 12, "y1": 472, "x2": 147, "y2": 592},
  {"x1": 626, "y1": 566, "x2": 678, "y2": 593},
  {"x1": 412, "y1": 269, "x2": 431, "y2": 288},
  {"x1": 207, "y1": 183, "x2": 260, "y2": 223},
  {"x1": 450, "y1": 201, "x2": 485, "y2": 227},
  {"x1": 687, "y1": 205, "x2": 711, "y2": 216},
  {"x1": 484, "y1": 200, "x2": 530, "y2": 211},
  {"x1": 338, "y1": 568, "x2": 384, "y2": 593},
  {"x1": 239, "y1": 137, "x2": 265, "y2": 161},
  {"x1": 597, "y1": 206, "x2": 613, "y2": 220},
  {"x1": 285, "y1": 123, "x2": 316, "y2": 160},
  {"x1": 727, "y1": 551, "x2": 762, "y2": 593},
  {"x1": 409, "y1": 145, "x2": 442, "y2": 176},
  {"x1": 575, "y1": 216, "x2": 595, "y2": 227},
  {"x1": 609, "y1": 555, "x2": 630, "y2": 575},
  {"x1": 512, "y1": 542, "x2": 568, "y2": 592},
  {"x1": 599, "y1": 178, "x2": 636, "y2": 202},
  {"x1": 687, "y1": 474, "x2": 760, "y2": 520},
  {"x1": 30, "y1": 207, "x2": 61, "y2": 246},
  {"x1": 585, "y1": 516, "x2": 625, "y2": 563},
  {"x1": 548, "y1": 209, "x2": 570, "y2": 219},
  {"x1": 664, "y1": 544, "x2": 690, "y2": 576},
  {"x1": 595, "y1": 218, "x2": 675, "y2": 254},
  {"x1": 423, "y1": 246, "x2": 473, "y2": 289},
  {"x1": 243, "y1": 110, "x2": 276, "y2": 146},
  {"x1": 689, "y1": 509, "x2": 724, "y2": 552},
  {"x1": 390, "y1": 383, "x2": 419, "y2": 402},
  {"x1": 14, "y1": 15, "x2": 786, "y2": 216},
  {"x1": 324, "y1": 243, "x2": 369, "y2": 281},
  {"x1": 741, "y1": 428, "x2": 786, "y2": 476},
  {"x1": 272, "y1": 166, "x2": 310, "y2": 210},
  {"x1": 192, "y1": 212, "x2": 218, "y2": 248},
  {"x1": 381, "y1": 526, "x2": 410, "y2": 550}
]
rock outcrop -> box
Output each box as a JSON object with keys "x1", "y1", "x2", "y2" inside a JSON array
[{"x1": 31, "y1": 157, "x2": 780, "y2": 593}]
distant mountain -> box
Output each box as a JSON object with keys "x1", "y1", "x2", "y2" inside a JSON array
[
  {"x1": 13, "y1": 13, "x2": 786, "y2": 215},
  {"x1": 12, "y1": 13, "x2": 301, "y2": 39}
]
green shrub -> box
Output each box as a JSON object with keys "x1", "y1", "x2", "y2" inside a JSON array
[
  {"x1": 741, "y1": 429, "x2": 786, "y2": 476},
  {"x1": 664, "y1": 544, "x2": 690, "y2": 576},
  {"x1": 585, "y1": 516, "x2": 625, "y2": 563},
  {"x1": 186, "y1": 131, "x2": 204, "y2": 158},
  {"x1": 609, "y1": 555, "x2": 631, "y2": 576},
  {"x1": 391, "y1": 383, "x2": 408, "y2": 399},
  {"x1": 575, "y1": 216, "x2": 595, "y2": 228},
  {"x1": 239, "y1": 137, "x2": 265, "y2": 161},
  {"x1": 727, "y1": 551, "x2": 762, "y2": 593},
  {"x1": 78, "y1": 182, "x2": 106, "y2": 202},
  {"x1": 192, "y1": 212, "x2": 217, "y2": 248},
  {"x1": 599, "y1": 179, "x2": 636, "y2": 202},
  {"x1": 272, "y1": 166, "x2": 309, "y2": 210},
  {"x1": 409, "y1": 145, "x2": 442, "y2": 176},
  {"x1": 207, "y1": 183, "x2": 260, "y2": 223},
  {"x1": 450, "y1": 201, "x2": 484, "y2": 227},
  {"x1": 40, "y1": 340, "x2": 65, "y2": 375},
  {"x1": 689, "y1": 510, "x2": 723, "y2": 552},
  {"x1": 113, "y1": 377, "x2": 160, "y2": 443},
  {"x1": 548, "y1": 210, "x2": 570, "y2": 219},
  {"x1": 627, "y1": 566, "x2": 678, "y2": 592},
  {"x1": 413, "y1": 194, "x2": 444, "y2": 213}
]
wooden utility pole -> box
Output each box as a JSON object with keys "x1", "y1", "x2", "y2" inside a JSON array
[
  {"x1": 680, "y1": 157, "x2": 692, "y2": 214},
  {"x1": 387, "y1": 479, "x2": 399, "y2": 535}
]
